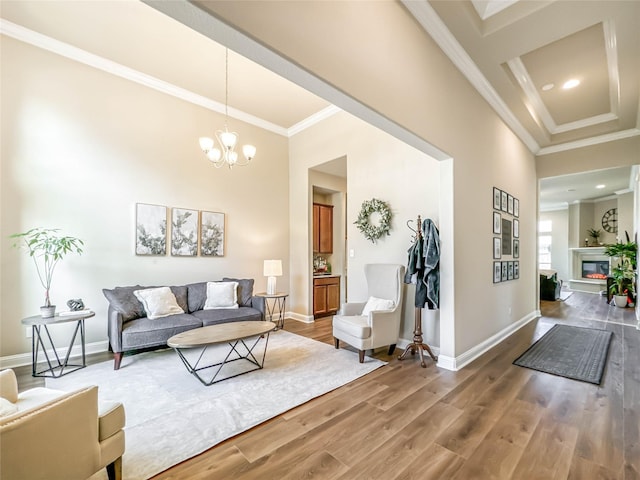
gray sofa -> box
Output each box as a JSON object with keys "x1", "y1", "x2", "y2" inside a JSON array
[{"x1": 103, "y1": 278, "x2": 265, "y2": 369}]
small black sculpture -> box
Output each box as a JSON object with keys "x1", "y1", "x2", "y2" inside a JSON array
[{"x1": 67, "y1": 298, "x2": 84, "y2": 311}]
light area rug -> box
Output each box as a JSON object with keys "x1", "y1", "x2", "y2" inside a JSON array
[{"x1": 46, "y1": 329, "x2": 385, "y2": 480}]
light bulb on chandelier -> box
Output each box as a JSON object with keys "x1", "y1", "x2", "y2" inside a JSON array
[{"x1": 199, "y1": 48, "x2": 256, "y2": 169}]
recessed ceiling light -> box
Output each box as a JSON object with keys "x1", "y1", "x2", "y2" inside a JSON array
[
  {"x1": 596, "y1": 184, "x2": 605, "y2": 189},
  {"x1": 542, "y1": 83, "x2": 554, "y2": 91},
  {"x1": 562, "y1": 79, "x2": 580, "y2": 90}
]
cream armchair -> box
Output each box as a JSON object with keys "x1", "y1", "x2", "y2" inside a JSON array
[
  {"x1": 0, "y1": 369, "x2": 125, "y2": 480},
  {"x1": 333, "y1": 264, "x2": 405, "y2": 362}
]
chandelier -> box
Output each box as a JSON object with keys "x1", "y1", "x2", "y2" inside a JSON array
[{"x1": 198, "y1": 48, "x2": 256, "y2": 169}]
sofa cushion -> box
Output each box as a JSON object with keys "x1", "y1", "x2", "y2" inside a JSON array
[
  {"x1": 204, "y1": 281, "x2": 238, "y2": 309},
  {"x1": 186, "y1": 282, "x2": 207, "y2": 313},
  {"x1": 133, "y1": 287, "x2": 185, "y2": 319},
  {"x1": 193, "y1": 307, "x2": 262, "y2": 326},
  {"x1": 103, "y1": 285, "x2": 188, "y2": 321},
  {"x1": 0, "y1": 397, "x2": 18, "y2": 417},
  {"x1": 121, "y1": 314, "x2": 202, "y2": 350},
  {"x1": 222, "y1": 278, "x2": 255, "y2": 307}
]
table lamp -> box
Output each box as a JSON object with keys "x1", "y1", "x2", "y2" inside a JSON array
[{"x1": 264, "y1": 259, "x2": 282, "y2": 295}]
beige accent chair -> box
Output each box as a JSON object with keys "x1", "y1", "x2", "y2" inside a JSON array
[
  {"x1": 333, "y1": 264, "x2": 405, "y2": 362},
  {"x1": 0, "y1": 369, "x2": 125, "y2": 480}
]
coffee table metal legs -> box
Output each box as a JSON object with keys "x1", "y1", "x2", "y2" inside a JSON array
[{"x1": 173, "y1": 333, "x2": 271, "y2": 386}]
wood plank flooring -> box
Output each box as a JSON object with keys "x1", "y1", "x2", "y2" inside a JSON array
[{"x1": 13, "y1": 292, "x2": 640, "y2": 479}]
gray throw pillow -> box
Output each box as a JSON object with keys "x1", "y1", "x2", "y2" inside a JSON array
[
  {"x1": 102, "y1": 286, "x2": 146, "y2": 321},
  {"x1": 186, "y1": 282, "x2": 208, "y2": 312},
  {"x1": 222, "y1": 278, "x2": 255, "y2": 307}
]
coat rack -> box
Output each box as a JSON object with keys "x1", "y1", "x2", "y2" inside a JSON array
[{"x1": 398, "y1": 215, "x2": 438, "y2": 368}]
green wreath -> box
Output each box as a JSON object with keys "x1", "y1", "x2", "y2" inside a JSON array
[{"x1": 354, "y1": 198, "x2": 392, "y2": 243}]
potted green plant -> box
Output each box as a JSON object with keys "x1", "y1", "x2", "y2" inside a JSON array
[
  {"x1": 609, "y1": 264, "x2": 634, "y2": 307},
  {"x1": 11, "y1": 228, "x2": 84, "y2": 318},
  {"x1": 605, "y1": 236, "x2": 637, "y2": 307}
]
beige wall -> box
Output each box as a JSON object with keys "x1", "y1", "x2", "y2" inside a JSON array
[
  {"x1": 540, "y1": 209, "x2": 570, "y2": 283},
  {"x1": 1, "y1": 37, "x2": 289, "y2": 360}
]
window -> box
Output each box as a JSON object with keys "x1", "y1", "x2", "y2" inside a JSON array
[{"x1": 539, "y1": 220, "x2": 552, "y2": 269}]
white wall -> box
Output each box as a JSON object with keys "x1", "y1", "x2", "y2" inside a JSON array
[{"x1": 1, "y1": 36, "x2": 289, "y2": 360}]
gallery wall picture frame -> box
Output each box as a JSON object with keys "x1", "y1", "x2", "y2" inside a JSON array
[
  {"x1": 493, "y1": 212, "x2": 501, "y2": 234},
  {"x1": 501, "y1": 261, "x2": 508, "y2": 281},
  {"x1": 513, "y1": 219, "x2": 519, "y2": 238},
  {"x1": 200, "y1": 210, "x2": 225, "y2": 256},
  {"x1": 508, "y1": 261, "x2": 514, "y2": 280},
  {"x1": 493, "y1": 237, "x2": 502, "y2": 259},
  {"x1": 514, "y1": 261, "x2": 520, "y2": 279},
  {"x1": 493, "y1": 261, "x2": 502, "y2": 283},
  {"x1": 135, "y1": 203, "x2": 167, "y2": 256},
  {"x1": 501, "y1": 191, "x2": 508, "y2": 212},
  {"x1": 513, "y1": 239, "x2": 520, "y2": 258},
  {"x1": 514, "y1": 198, "x2": 519, "y2": 217},
  {"x1": 501, "y1": 218, "x2": 512, "y2": 255},
  {"x1": 171, "y1": 208, "x2": 198, "y2": 256},
  {"x1": 507, "y1": 194, "x2": 514, "y2": 215},
  {"x1": 493, "y1": 187, "x2": 501, "y2": 210}
]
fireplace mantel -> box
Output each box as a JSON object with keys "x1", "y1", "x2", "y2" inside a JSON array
[{"x1": 568, "y1": 247, "x2": 609, "y2": 293}]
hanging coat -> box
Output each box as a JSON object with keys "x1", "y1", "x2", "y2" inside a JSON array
[{"x1": 422, "y1": 219, "x2": 440, "y2": 309}]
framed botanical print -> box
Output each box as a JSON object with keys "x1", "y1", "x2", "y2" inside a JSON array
[
  {"x1": 172, "y1": 208, "x2": 198, "y2": 256},
  {"x1": 501, "y1": 261, "x2": 508, "y2": 281},
  {"x1": 514, "y1": 198, "x2": 519, "y2": 217},
  {"x1": 513, "y1": 239, "x2": 520, "y2": 258},
  {"x1": 501, "y1": 191, "x2": 508, "y2": 212},
  {"x1": 493, "y1": 211, "x2": 501, "y2": 234},
  {"x1": 493, "y1": 187, "x2": 501, "y2": 210},
  {"x1": 507, "y1": 194, "x2": 514, "y2": 215},
  {"x1": 513, "y1": 219, "x2": 519, "y2": 238},
  {"x1": 514, "y1": 261, "x2": 520, "y2": 279},
  {"x1": 200, "y1": 211, "x2": 225, "y2": 256},
  {"x1": 493, "y1": 237, "x2": 502, "y2": 259},
  {"x1": 508, "y1": 261, "x2": 514, "y2": 280},
  {"x1": 493, "y1": 261, "x2": 502, "y2": 283},
  {"x1": 135, "y1": 203, "x2": 167, "y2": 256},
  {"x1": 502, "y1": 218, "x2": 512, "y2": 255}
]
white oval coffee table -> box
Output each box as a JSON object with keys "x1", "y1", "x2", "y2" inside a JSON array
[{"x1": 168, "y1": 321, "x2": 276, "y2": 386}]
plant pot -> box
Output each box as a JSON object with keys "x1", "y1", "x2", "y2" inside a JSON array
[
  {"x1": 40, "y1": 305, "x2": 56, "y2": 318},
  {"x1": 613, "y1": 295, "x2": 628, "y2": 308}
]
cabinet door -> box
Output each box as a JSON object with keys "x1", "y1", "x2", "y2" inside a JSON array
[
  {"x1": 313, "y1": 284, "x2": 327, "y2": 315},
  {"x1": 318, "y1": 205, "x2": 333, "y2": 254},
  {"x1": 313, "y1": 204, "x2": 320, "y2": 253},
  {"x1": 326, "y1": 281, "x2": 340, "y2": 313}
]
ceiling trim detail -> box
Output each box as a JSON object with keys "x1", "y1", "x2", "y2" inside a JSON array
[
  {"x1": 288, "y1": 105, "x2": 341, "y2": 137},
  {"x1": 507, "y1": 20, "x2": 621, "y2": 135},
  {"x1": 402, "y1": 0, "x2": 540, "y2": 153},
  {"x1": 0, "y1": 18, "x2": 289, "y2": 137},
  {"x1": 537, "y1": 128, "x2": 640, "y2": 156}
]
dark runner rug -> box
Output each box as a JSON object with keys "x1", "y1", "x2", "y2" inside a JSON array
[{"x1": 513, "y1": 324, "x2": 613, "y2": 384}]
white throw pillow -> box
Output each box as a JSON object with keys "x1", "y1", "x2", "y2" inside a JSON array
[
  {"x1": 361, "y1": 296, "x2": 395, "y2": 316},
  {"x1": 204, "y1": 281, "x2": 239, "y2": 309},
  {"x1": 0, "y1": 397, "x2": 18, "y2": 417},
  {"x1": 133, "y1": 287, "x2": 184, "y2": 319}
]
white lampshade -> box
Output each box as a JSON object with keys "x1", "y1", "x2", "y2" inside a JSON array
[
  {"x1": 199, "y1": 136, "x2": 215, "y2": 152},
  {"x1": 219, "y1": 130, "x2": 237, "y2": 149},
  {"x1": 264, "y1": 259, "x2": 282, "y2": 295},
  {"x1": 243, "y1": 144, "x2": 257, "y2": 160},
  {"x1": 263, "y1": 259, "x2": 282, "y2": 277}
]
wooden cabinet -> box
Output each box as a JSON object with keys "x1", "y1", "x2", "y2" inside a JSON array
[
  {"x1": 313, "y1": 276, "x2": 340, "y2": 318},
  {"x1": 313, "y1": 203, "x2": 333, "y2": 254}
]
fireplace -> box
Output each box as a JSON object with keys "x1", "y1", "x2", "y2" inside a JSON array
[{"x1": 582, "y1": 260, "x2": 609, "y2": 279}]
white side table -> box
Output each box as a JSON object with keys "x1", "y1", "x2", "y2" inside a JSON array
[
  {"x1": 254, "y1": 293, "x2": 288, "y2": 330},
  {"x1": 21, "y1": 311, "x2": 95, "y2": 377}
]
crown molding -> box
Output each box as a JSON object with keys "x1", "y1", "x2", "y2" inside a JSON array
[
  {"x1": 402, "y1": 0, "x2": 540, "y2": 153},
  {"x1": 288, "y1": 105, "x2": 341, "y2": 136},
  {"x1": 536, "y1": 128, "x2": 640, "y2": 156}
]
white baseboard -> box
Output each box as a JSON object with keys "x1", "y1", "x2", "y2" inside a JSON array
[
  {"x1": 0, "y1": 340, "x2": 109, "y2": 370},
  {"x1": 436, "y1": 310, "x2": 540, "y2": 371},
  {"x1": 286, "y1": 312, "x2": 314, "y2": 323}
]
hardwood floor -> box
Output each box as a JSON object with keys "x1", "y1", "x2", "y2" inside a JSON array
[{"x1": 14, "y1": 292, "x2": 640, "y2": 479}]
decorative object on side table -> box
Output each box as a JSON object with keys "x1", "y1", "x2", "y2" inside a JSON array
[
  {"x1": 355, "y1": 198, "x2": 392, "y2": 243},
  {"x1": 67, "y1": 298, "x2": 85, "y2": 311},
  {"x1": 11, "y1": 228, "x2": 84, "y2": 318}
]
